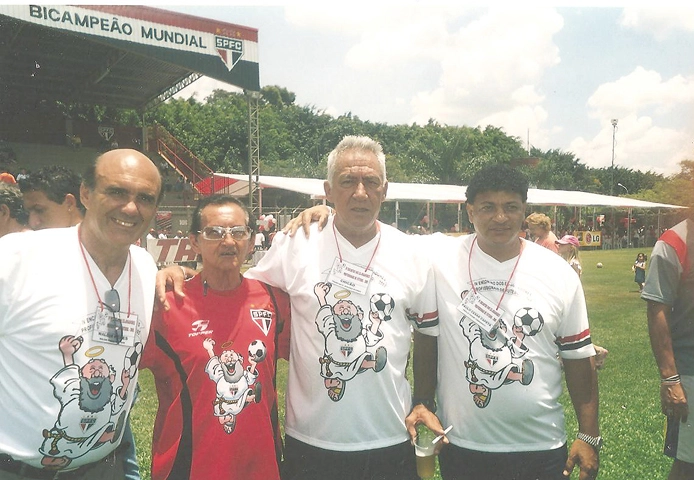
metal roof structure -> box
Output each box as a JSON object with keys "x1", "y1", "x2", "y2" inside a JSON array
[{"x1": 0, "y1": 5, "x2": 260, "y2": 113}]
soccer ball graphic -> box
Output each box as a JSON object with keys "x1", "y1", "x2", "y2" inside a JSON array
[
  {"x1": 248, "y1": 340, "x2": 267, "y2": 363},
  {"x1": 596, "y1": 262, "x2": 603, "y2": 268},
  {"x1": 513, "y1": 307, "x2": 544, "y2": 336},
  {"x1": 124, "y1": 342, "x2": 143, "y2": 377},
  {"x1": 370, "y1": 293, "x2": 395, "y2": 322}
]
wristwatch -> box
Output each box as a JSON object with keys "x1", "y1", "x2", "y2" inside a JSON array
[{"x1": 577, "y1": 432, "x2": 603, "y2": 452}]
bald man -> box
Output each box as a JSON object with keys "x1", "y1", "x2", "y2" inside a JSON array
[{"x1": 0, "y1": 150, "x2": 161, "y2": 480}]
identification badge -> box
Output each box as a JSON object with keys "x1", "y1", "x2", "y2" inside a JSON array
[
  {"x1": 457, "y1": 291, "x2": 504, "y2": 334},
  {"x1": 92, "y1": 306, "x2": 138, "y2": 347},
  {"x1": 327, "y1": 258, "x2": 373, "y2": 295}
]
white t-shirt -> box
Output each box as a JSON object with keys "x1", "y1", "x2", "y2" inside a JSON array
[
  {"x1": 245, "y1": 218, "x2": 438, "y2": 451},
  {"x1": 424, "y1": 233, "x2": 594, "y2": 452},
  {"x1": 0, "y1": 226, "x2": 157, "y2": 469}
]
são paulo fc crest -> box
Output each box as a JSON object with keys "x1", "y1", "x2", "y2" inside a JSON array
[
  {"x1": 250, "y1": 309, "x2": 273, "y2": 336},
  {"x1": 215, "y1": 35, "x2": 243, "y2": 71}
]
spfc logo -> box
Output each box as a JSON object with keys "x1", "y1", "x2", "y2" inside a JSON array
[
  {"x1": 250, "y1": 309, "x2": 273, "y2": 336},
  {"x1": 98, "y1": 126, "x2": 114, "y2": 141},
  {"x1": 215, "y1": 35, "x2": 243, "y2": 71},
  {"x1": 80, "y1": 415, "x2": 96, "y2": 433},
  {"x1": 485, "y1": 352, "x2": 498, "y2": 366}
]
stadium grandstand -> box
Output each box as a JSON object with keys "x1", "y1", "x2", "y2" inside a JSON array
[{"x1": 0, "y1": 5, "x2": 261, "y2": 239}]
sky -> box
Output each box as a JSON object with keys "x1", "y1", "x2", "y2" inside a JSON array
[{"x1": 163, "y1": 4, "x2": 694, "y2": 178}]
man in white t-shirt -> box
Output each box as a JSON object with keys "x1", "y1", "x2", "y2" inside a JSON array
[
  {"x1": 0, "y1": 149, "x2": 161, "y2": 480},
  {"x1": 284, "y1": 164, "x2": 600, "y2": 480},
  {"x1": 249, "y1": 136, "x2": 441, "y2": 480},
  {"x1": 158, "y1": 136, "x2": 443, "y2": 480},
  {"x1": 415, "y1": 164, "x2": 599, "y2": 480}
]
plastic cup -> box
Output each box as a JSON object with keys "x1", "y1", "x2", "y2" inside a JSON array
[{"x1": 414, "y1": 427, "x2": 437, "y2": 479}]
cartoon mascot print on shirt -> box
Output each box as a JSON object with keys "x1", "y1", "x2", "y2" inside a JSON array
[
  {"x1": 459, "y1": 291, "x2": 544, "y2": 409},
  {"x1": 314, "y1": 282, "x2": 389, "y2": 402},
  {"x1": 203, "y1": 338, "x2": 264, "y2": 434},
  {"x1": 40, "y1": 335, "x2": 136, "y2": 470}
]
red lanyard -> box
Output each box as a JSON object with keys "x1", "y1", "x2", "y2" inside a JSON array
[
  {"x1": 78, "y1": 226, "x2": 132, "y2": 316},
  {"x1": 332, "y1": 220, "x2": 381, "y2": 272},
  {"x1": 468, "y1": 236, "x2": 523, "y2": 309}
]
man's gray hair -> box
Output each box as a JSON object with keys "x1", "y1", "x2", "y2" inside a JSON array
[{"x1": 326, "y1": 136, "x2": 387, "y2": 186}]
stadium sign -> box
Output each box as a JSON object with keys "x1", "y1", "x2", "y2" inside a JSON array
[{"x1": 0, "y1": 5, "x2": 260, "y2": 91}]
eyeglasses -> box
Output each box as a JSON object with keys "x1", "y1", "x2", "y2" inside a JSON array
[
  {"x1": 103, "y1": 288, "x2": 123, "y2": 345},
  {"x1": 199, "y1": 225, "x2": 252, "y2": 241}
]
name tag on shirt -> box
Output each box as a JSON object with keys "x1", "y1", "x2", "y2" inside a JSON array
[
  {"x1": 457, "y1": 291, "x2": 504, "y2": 334},
  {"x1": 327, "y1": 258, "x2": 373, "y2": 295},
  {"x1": 92, "y1": 307, "x2": 138, "y2": 347}
]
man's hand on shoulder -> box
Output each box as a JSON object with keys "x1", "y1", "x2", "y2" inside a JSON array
[
  {"x1": 282, "y1": 205, "x2": 332, "y2": 237},
  {"x1": 155, "y1": 265, "x2": 194, "y2": 311}
]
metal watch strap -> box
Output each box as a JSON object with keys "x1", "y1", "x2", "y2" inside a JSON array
[{"x1": 577, "y1": 432, "x2": 603, "y2": 451}]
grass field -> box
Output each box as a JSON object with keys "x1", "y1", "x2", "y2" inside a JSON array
[{"x1": 131, "y1": 247, "x2": 672, "y2": 479}]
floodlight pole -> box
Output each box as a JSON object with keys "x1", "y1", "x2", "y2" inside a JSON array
[
  {"x1": 610, "y1": 118, "x2": 618, "y2": 248},
  {"x1": 610, "y1": 119, "x2": 618, "y2": 195}
]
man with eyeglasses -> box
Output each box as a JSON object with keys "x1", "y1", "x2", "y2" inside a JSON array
[
  {"x1": 141, "y1": 194, "x2": 291, "y2": 480},
  {"x1": 0, "y1": 149, "x2": 161, "y2": 480}
]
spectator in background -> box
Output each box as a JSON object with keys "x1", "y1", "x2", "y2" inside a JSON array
[
  {"x1": 0, "y1": 183, "x2": 29, "y2": 238},
  {"x1": 556, "y1": 234, "x2": 582, "y2": 277},
  {"x1": 555, "y1": 234, "x2": 609, "y2": 370},
  {"x1": 633, "y1": 253, "x2": 647, "y2": 292},
  {"x1": 18, "y1": 165, "x2": 83, "y2": 229},
  {"x1": 15, "y1": 168, "x2": 29, "y2": 182},
  {"x1": 70, "y1": 134, "x2": 82, "y2": 149},
  {"x1": 0, "y1": 172, "x2": 16, "y2": 184},
  {"x1": 526, "y1": 212, "x2": 559, "y2": 253},
  {"x1": 255, "y1": 226, "x2": 266, "y2": 250}
]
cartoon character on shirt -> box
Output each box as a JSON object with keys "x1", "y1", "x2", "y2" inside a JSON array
[
  {"x1": 40, "y1": 335, "x2": 130, "y2": 469},
  {"x1": 203, "y1": 338, "x2": 263, "y2": 434},
  {"x1": 459, "y1": 292, "x2": 543, "y2": 408},
  {"x1": 313, "y1": 282, "x2": 388, "y2": 402}
]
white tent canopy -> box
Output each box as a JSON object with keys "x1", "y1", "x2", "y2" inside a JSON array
[{"x1": 209, "y1": 173, "x2": 686, "y2": 210}]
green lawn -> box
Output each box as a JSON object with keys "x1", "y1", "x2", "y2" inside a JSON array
[{"x1": 131, "y1": 247, "x2": 671, "y2": 479}]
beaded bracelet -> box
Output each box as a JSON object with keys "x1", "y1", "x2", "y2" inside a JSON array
[{"x1": 661, "y1": 374, "x2": 681, "y2": 386}]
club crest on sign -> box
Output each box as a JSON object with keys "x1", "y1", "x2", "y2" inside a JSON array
[
  {"x1": 98, "y1": 126, "x2": 114, "y2": 141},
  {"x1": 215, "y1": 35, "x2": 243, "y2": 71}
]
